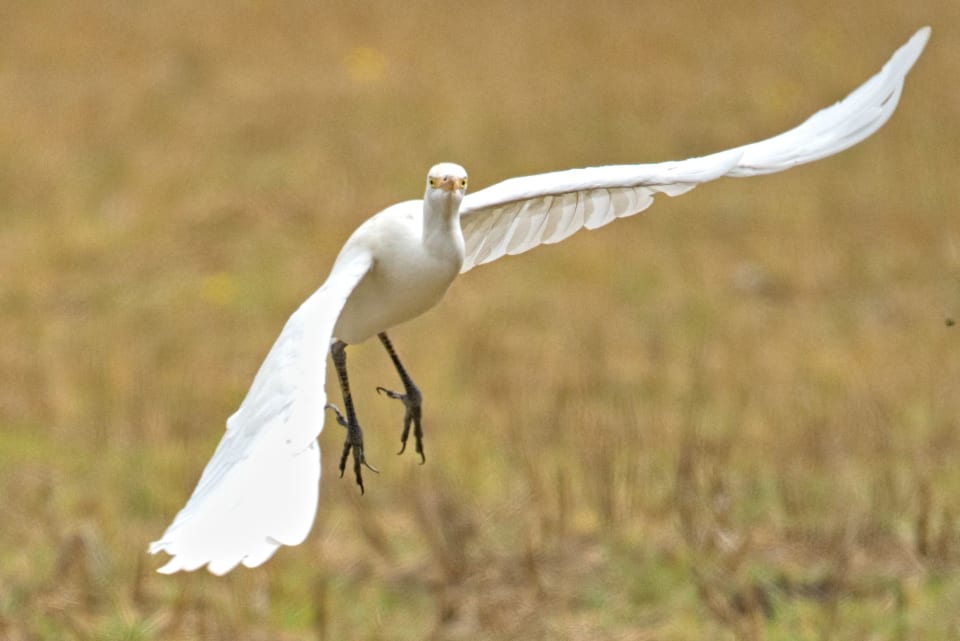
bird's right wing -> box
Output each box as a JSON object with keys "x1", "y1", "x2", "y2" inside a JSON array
[
  {"x1": 149, "y1": 248, "x2": 373, "y2": 575},
  {"x1": 457, "y1": 27, "x2": 929, "y2": 272}
]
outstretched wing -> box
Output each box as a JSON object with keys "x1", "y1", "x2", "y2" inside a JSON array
[
  {"x1": 458, "y1": 27, "x2": 929, "y2": 272},
  {"x1": 149, "y1": 248, "x2": 373, "y2": 575}
]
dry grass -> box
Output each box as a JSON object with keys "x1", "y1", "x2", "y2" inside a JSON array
[{"x1": 1, "y1": 1, "x2": 959, "y2": 639}]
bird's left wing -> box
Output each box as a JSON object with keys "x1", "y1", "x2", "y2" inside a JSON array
[
  {"x1": 458, "y1": 27, "x2": 929, "y2": 272},
  {"x1": 149, "y1": 248, "x2": 373, "y2": 575}
]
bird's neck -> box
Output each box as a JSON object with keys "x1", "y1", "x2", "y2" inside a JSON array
[{"x1": 421, "y1": 195, "x2": 465, "y2": 264}]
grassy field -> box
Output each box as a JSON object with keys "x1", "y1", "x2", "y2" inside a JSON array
[{"x1": 1, "y1": 1, "x2": 958, "y2": 639}]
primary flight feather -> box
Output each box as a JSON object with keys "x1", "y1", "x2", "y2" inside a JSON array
[{"x1": 150, "y1": 27, "x2": 930, "y2": 575}]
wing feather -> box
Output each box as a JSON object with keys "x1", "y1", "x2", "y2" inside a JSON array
[
  {"x1": 458, "y1": 27, "x2": 929, "y2": 273},
  {"x1": 149, "y1": 249, "x2": 373, "y2": 575}
]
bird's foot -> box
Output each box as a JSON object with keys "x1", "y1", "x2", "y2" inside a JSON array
[
  {"x1": 375, "y1": 384, "x2": 425, "y2": 463},
  {"x1": 325, "y1": 403, "x2": 379, "y2": 494}
]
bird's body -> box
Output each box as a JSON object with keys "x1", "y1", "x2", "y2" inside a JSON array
[
  {"x1": 332, "y1": 182, "x2": 465, "y2": 345},
  {"x1": 150, "y1": 28, "x2": 930, "y2": 575}
]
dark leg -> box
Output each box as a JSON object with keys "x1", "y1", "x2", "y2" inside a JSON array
[
  {"x1": 376, "y1": 332, "x2": 426, "y2": 463},
  {"x1": 327, "y1": 339, "x2": 378, "y2": 493}
]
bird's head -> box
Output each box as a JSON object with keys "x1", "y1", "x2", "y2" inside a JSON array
[
  {"x1": 423, "y1": 163, "x2": 468, "y2": 220},
  {"x1": 425, "y1": 163, "x2": 468, "y2": 198}
]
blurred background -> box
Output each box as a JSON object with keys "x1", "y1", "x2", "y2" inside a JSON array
[{"x1": 1, "y1": 1, "x2": 957, "y2": 639}]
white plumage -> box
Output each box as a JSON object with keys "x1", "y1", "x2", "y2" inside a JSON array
[
  {"x1": 458, "y1": 27, "x2": 929, "y2": 271},
  {"x1": 150, "y1": 28, "x2": 929, "y2": 575},
  {"x1": 150, "y1": 251, "x2": 372, "y2": 573}
]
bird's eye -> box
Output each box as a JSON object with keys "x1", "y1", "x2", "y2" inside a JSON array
[{"x1": 429, "y1": 177, "x2": 438, "y2": 188}]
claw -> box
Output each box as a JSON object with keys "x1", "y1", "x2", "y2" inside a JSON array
[
  {"x1": 376, "y1": 386, "x2": 402, "y2": 400},
  {"x1": 325, "y1": 403, "x2": 348, "y2": 428},
  {"x1": 376, "y1": 385, "x2": 425, "y2": 463},
  {"x1": 328, "y1": 403, "x2": 377, "y2": 493}
]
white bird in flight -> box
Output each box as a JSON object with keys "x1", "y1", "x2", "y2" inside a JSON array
[{"x1": 150, "y1": 28, "x2": 930, "y2": 575}]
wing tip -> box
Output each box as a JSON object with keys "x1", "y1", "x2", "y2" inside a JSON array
[
  {"x1": 912, "y1": 26, "x2": 932, "y2": 49},
  {"x1": 894, "y1": 26, "x2": 931, "y2": 75},
  {"x1": 149, "y1": 552, "x2": 253, "y2": 576},
  {"x1": 148, "y1": 536, "x2": 283, "y2": 575}
]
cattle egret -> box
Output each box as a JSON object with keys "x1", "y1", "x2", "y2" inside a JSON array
[{"x1": 150, "y1": 28, "x2": 930, "y2": 575}]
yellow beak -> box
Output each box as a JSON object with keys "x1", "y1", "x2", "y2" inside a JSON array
[{"x1": 436, "y1": 176, "x2": 466, "y2": 192}]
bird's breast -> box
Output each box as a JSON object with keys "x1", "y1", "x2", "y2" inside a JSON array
[{"x1": 331, "y1": 224, "x2": 463, "y2": 345}]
